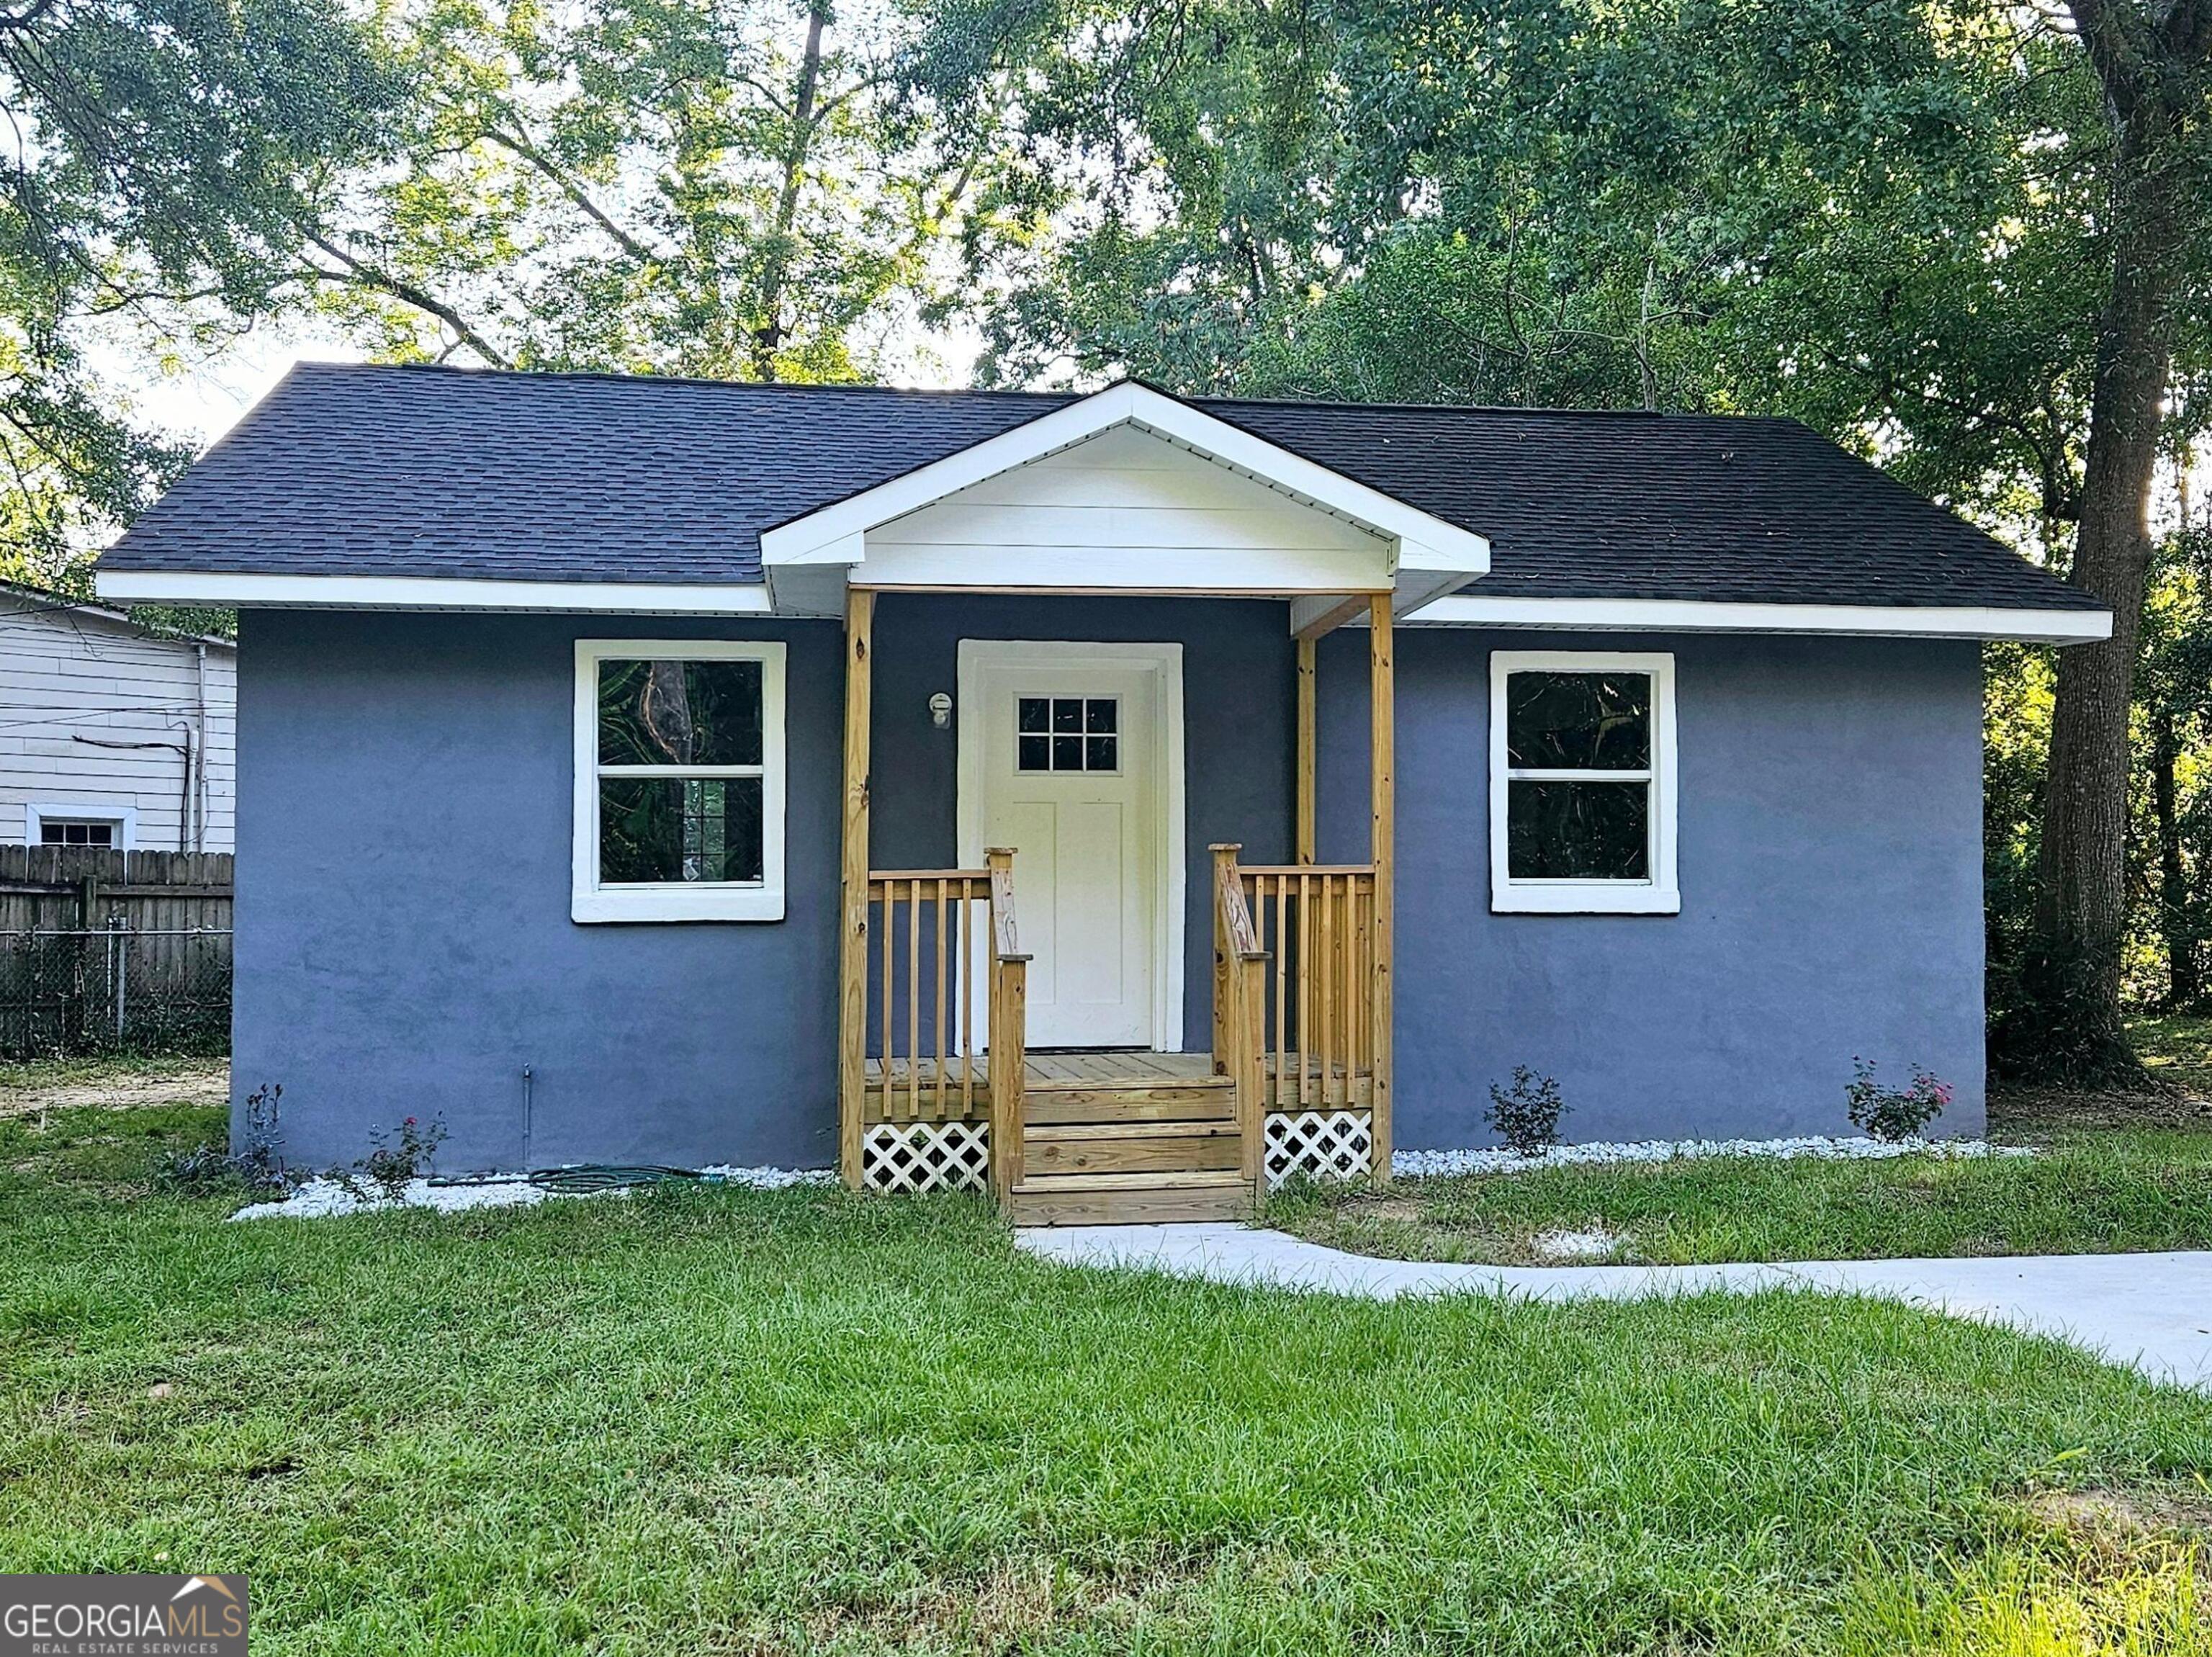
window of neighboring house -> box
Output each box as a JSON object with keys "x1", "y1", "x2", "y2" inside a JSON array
[
  {"x1": 27, "y1": 807, "x2": 133, "y2": 850},
  {"x1": 572, "y1": 640, "x2": 786, "y2": 922},
  {"x1": 1488, "y1": 652, "x2": 1678, "y2": 915}
]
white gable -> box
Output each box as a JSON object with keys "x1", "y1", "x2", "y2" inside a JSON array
[
  {"x1": 860, "y1": 424, "x2": 1391, "y2": 592},
  {"x1": 757, "y1": 381, "x2": 1490, "y2": 616}
]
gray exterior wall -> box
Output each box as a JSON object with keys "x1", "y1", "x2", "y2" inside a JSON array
[
  {"x1": 233, "y1": 599, "x2": 1293, "y2": 1172},
  {"x1": 1315, "y1": 628, "x2": 1988, "y2": 1148},
  {"x1": 234, "y1": 610, "x2": 845, "y2": 1173},
  {"x1": 235, "y1": 606, "x2": 1984, "y2": 1174}
]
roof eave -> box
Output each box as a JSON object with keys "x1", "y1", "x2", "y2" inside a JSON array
[
  {"x1": 92, "y1": 570, "x2": 777, "y2": 616},
  {"x1": 1403, "y1": 593, "x2": 2112, "y2": 645}
]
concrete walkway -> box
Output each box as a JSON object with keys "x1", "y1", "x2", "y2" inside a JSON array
[{"x1": 1015, "y1": 1223, "x2": 2212, "y2": 1389}]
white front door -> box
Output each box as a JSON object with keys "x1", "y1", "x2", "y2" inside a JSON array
[{"x1": 960, "y1": 645, "x2": 1180, "y2": 1050}]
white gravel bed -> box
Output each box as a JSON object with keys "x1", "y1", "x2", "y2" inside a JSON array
[
  {"x1": 228, "y1": 1163, "x2": 835, "y2": 1221},
  {"x1": 1390, "y1": 1134, "x2": 2031, "y2": 1178}
]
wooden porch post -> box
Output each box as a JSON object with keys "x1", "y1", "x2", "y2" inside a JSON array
[
  {"x1": 837, "y1": 586, "x2": 875, "y2": 1187},
  {"x1": 1368, "y1": 593, "x2": 1394, "y2": 1180},
  {"x1": 1295, "y1": 637, "x2": 1317, "y2": 865}
]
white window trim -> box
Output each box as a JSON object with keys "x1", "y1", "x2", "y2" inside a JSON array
[
  {"x1": 572, "y1": 639, "x2": 786, "y2": 923},
  {"x1": 27, "y1": 803, "x2": 137, "y2": 850},
  {"x1": 1489, "y1": 650, "x2": 1678, "y2": 916}
]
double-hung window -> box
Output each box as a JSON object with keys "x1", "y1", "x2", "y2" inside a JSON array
[
  {"x1": 572, "y1": 640, "x2": 786, "y2": 922},
  {"x1": 1489, "y1": 651, "x2": 1678, "y2": 915}
]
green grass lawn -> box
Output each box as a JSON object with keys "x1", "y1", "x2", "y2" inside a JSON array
[
  {"x1": 1266, "y1": 1126, "x2": 2212, "y2": 1266},
  {"x1": 6, "y1": 1100, "x2": 2212, "y2": 1653},
  {"x1": 1269, "y1": 1023, "x2": 2212, "y2": 1270}
]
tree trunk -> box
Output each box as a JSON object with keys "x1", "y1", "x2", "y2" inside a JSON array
[
  {"x1": 2152, "y1": 709, "x2": 2200, "y2": 1005},
  {"x1": 2033, "y1": 0, "x2": 2210, "y2": 1067},
  {"x1": 2033, "y1": 210, "x2": 2172, "y2": 1032},
  {"x1": 750, "y1": 0, "x2": 830, "y2": 382}
]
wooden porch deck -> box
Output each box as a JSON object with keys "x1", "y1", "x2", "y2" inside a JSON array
[{"x1": 862, "y1": 1048, "x2": 1373, "y2": 1123}]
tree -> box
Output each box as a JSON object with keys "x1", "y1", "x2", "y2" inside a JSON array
[
  {"x1": 930, "y1": 0, "x2": 2212, "y2": 1073},
  {"x1": 2036, "y1": 0, "x2": 2212, "y2": 1069},
  {"x1": 0, "y1": 0, "x2": 397, "y2": 585},
  {"x1": 305, "y1": 0, "x2": 1015, "y2": 381}
]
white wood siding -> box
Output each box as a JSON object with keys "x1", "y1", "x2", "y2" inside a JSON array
[
  {"x1": 0, "y1": 597, "x2": 235, "y2": 853},
  {"x1": 861, "y1": 425, "x2": 1394, "y2": 592}
]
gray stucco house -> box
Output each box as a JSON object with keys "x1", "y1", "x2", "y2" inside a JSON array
[{"x1": 97, "y1": 364, "x2": 2109, "y2": 1222}]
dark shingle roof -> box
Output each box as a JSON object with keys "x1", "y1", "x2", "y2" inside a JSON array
[{"x1": 102, "y1": 362, "x2": 2098, "y2": 614}]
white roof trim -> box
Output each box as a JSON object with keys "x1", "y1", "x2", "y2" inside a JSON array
[
  {"x1": 757, "y1": 380, "x2": 1491, "y2": 580},
  {"x1": 1406, "y1": 594, "x2": 2112, "y2": 644},
  {"x1": 94, "y1": 570, "x2": 778, "y2": 615}
]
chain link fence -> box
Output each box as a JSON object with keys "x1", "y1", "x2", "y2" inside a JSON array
[{"x1": 0, "y1": 922, "x2": 231, "y2": 1058}]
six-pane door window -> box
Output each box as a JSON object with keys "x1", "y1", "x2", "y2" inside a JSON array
[{"x1": 1016, "y1": 696, "x2": 1118, "y2": 773}]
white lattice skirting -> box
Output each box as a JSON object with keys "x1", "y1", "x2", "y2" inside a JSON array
[
  {"x1": 1264, "y1": 1110, "x2": 1375, "y2": 1188},
  {"x1": 862, "y1": 1121, "x2": 990, "y2": 1193}
]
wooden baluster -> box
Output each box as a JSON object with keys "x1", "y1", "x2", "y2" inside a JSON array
[
  {"x1": 1272, "y1": 875, "x2": 1287, "y2": 1111},
  {"x1": 1297, "y1": 871, "x2": 1313, "y2": 1107},
  {"x1": 879, "y1": 880, "x2": 895, "y2": 1119},
  {"x1": 933, "y1": 878, "x2": 949, "y2": 1119},
  {"x1": 1323, "y1": 874, "x2": 1340, "y2": 1108},
  {"x1": 959, "y1": 881, "x2": 975, "y2": 1118},
  {"x1": 1355, "y1": 877, "x2": 1371, "y2": 1091},
  {"x1": 907, "y1": 879, "x2": 922, "y2": 1121}
]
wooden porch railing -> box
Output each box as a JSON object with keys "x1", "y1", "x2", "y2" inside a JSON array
[
  {"x1": 1211, "y1": 845, "x2": 1271, "y2": 1202},
  {"x1": 1236, "y1": 863, "x2": 1380, "y2": 1112},
  {"x1": 855, "y1": 848, "x2": 1027, "y2": 1200},
  {"x1": 864, "y1": 867, "x2": 990, "y2": 1123}
]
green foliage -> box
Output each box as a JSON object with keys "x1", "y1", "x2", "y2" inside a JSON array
[
  {"x1": 920, "y1": 0, "x2": 2212, "y2": 1047},
  {"x1": 310, "y1": 0, "x2": 1022, "y2": 381},
  {"x1": 1485, "y1": 1064, "x2": 1569, "y2": 1155},
  {"x1": 0, "y1": 0, "x2": 399, "y2": 584}
]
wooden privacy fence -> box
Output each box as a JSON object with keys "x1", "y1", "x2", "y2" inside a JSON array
[{"x1": 0, "y1": 846, "x2": 233, "y2": 1057}]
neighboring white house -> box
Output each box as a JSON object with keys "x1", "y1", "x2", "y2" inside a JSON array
[{"x1": 0, "y1": 585, "x2": 234, "y2": 853}]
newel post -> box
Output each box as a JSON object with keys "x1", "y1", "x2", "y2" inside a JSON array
[
  {"x1": 837, "y1": 587, "x2": 874, "y2": 1188},
  {"x1": 1211, "y1": 843, "x2": 1268, "y2": 1202},
  {"x1": 986, "y1": 847, "x2": 1028, "y2": 1205},
  {"x1": 1210, "y1": 843, "x2": 1239, "y2": 1075}
]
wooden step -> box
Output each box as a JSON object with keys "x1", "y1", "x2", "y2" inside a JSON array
[
  {"x1": 1024, "y1": 1120, "x2": 1241, "y2": 1177},
  {"x1": 1022, "y1": 1083, "x2": 1234, "y2": 1126},
  {"x1": 1004, "y1": 1168, "x2": 1252, "y2": 1226}
]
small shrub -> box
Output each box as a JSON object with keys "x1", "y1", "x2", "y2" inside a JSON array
[
  {"x1": 1487, "y1": 1067, "x2": 1568, "y2": 1157},
  {"x1": 343, "y1": 1114, "x2": 449, "y2": 1202},
  {"x1": 1845, "y1": 1058, "x2": 1951, "y2": 1143},
  {"x1": 153, "y1": 1082, "x2": 292, "y2": 1195}
]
